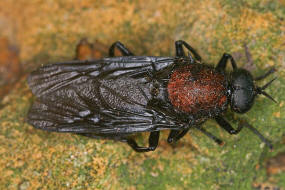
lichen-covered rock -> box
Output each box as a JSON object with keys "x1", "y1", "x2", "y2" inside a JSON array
[{"x1": 0, "y1": 0, "x2": 284, "y2": 189}]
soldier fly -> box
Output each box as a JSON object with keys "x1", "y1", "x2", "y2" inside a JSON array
[{"x1": 27, "y1": 40, "x2": 276, "y2": 152}]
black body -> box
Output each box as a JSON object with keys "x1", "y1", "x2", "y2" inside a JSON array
[
  {"x1": 28, "y1": 56, "x2": 188, "y2": 133},
  {"x1": 27, "y1": 41, "x2": 276, "y2": 152}
]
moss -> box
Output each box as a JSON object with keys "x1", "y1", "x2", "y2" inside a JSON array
[{"x1": 0, "y1": 0, "x2": 284, "y2": 189}]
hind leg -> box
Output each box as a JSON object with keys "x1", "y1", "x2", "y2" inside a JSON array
[
  {"x1": 109, "y1": 41, "x2": 134, "y2": 57},
  {"x1": 126, "y1": 131, "x2": 160, "y2": 152}
]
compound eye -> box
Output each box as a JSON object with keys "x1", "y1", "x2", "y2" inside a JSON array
[{"x1": 231, "y1": 88, "x2": 255, "y2": 113}]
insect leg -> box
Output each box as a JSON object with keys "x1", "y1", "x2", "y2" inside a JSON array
[
  {"x1": 254, "y1": 67, "x2": 276, "y2": 81},
  {"x1": 175, "y1": 40, "x2": 202, "y2": 61},
  {"x1": 167, "y1": 130, "x2": 180, "y2": 143},
  {"x1": 215, "y1": 116, "x2": 243, "y2": 135},
  {"x1": 215, "y1": 53, "x2": 237, "y2": 71},
  {"x1": 239, "y1": 120, "x2": 273, "y2": 149},
  {"x1": 126, "y1": 131, "x2": 160, "y2": 152},
  {"x1": 194, "y1": 126, "x2": 224, "y2": 145},
  {"x1": 109, "y1": 41, "x2": 134, "y2": 57},
  {"x1": 167, "y1": 129, "x2": 190, "y2": 143}
]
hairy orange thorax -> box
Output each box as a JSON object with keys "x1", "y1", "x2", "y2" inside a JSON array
[{"x1": 167, "y1": 64, "x2": 227, "y2": 114}]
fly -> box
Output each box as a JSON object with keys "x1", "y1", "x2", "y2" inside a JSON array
[{"x1": 27, "y1": 40, "x2": 276, "y2": 152}]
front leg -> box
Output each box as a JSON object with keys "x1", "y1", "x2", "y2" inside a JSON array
[
  {"x1": 254, "y1": 67, "x2": 276, "y2": 81},
  {"x1": 175, "y1": 40, "x2": 202, "y2": 62},
  {"x1": 238, "y1": 120, "x2": 273, "y2": 149},
  {"x1": 215, "y1": 53, "x2": 237, "y2": 72},
  {"x1": 126, "y1": 131, "x2": 160, "y2": 152}
]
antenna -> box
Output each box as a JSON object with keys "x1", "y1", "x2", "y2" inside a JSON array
[{"x1": 255, "y1": 78, "x2": 277, "y2": 103}]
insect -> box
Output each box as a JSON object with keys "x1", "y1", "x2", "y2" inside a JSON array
[{"x1": 27, "y1": 40, "x2": 276, "y2": 152}]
